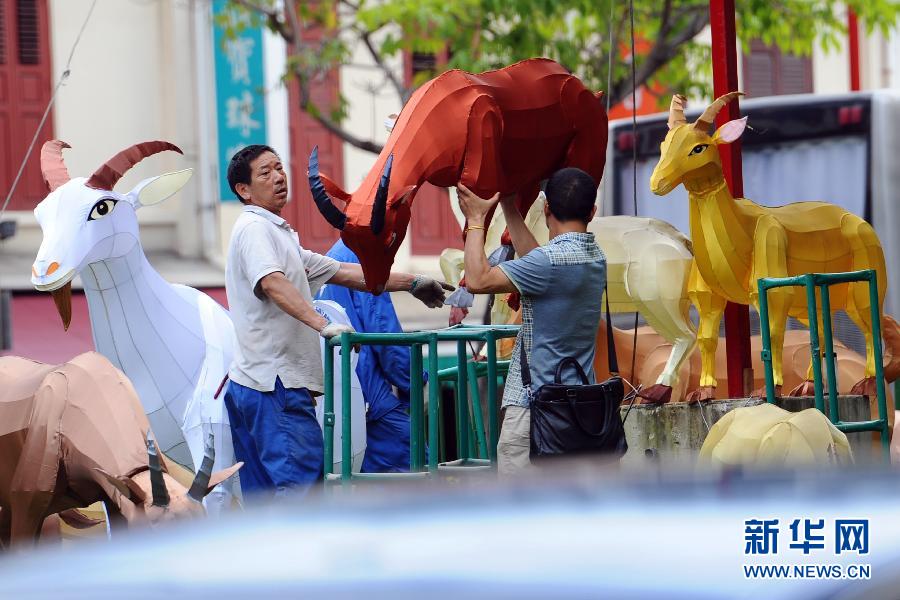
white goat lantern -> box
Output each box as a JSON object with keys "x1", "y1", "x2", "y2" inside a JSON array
[{"x1": 31, "y1": 140, "x2": 238, "y2": 509}]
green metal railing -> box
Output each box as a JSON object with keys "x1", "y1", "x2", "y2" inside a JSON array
[
  {"x1": 323, "y1": 324, "x2": 519, "y2": 484},
  {"x1": 436, "y1": 358, "x2": 511, "y2": 463},
  {"x1": 757, "y1": 270, "x2": 890, "y2": 459}
]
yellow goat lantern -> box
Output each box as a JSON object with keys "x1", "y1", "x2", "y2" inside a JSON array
[{"x1": 650, "y1": 92, "x2": 900, "y2": 400}]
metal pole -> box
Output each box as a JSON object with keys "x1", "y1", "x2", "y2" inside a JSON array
[
  {"x1": 468, "y1": 360, "x2": 488, "y2": 459},
  {"x1": 323, "y1": 342, "x2": 335, "y2": 478},
  {"x1": 866, "y1": 272, "x2": 890, "y2": 458},
  {"x1": 340, "y1": 333, "x2": 353, "y2": 484},
  {"x1": 410, "y1": 344, "x2": 424, "y2": 471},
  {"x1": 803, "y1": 277, "x2": 826, "y2": 412},
  {"x1": 427, "y1": 335, "x2": 440, "y2": 473},
  {"x1": 848, "y1": 9, "x2": 861, "y2": 91},
  {"x1": 710, "y1": 0, "x2": 753, "y2": 397},
  {"x1": 456, "y1": 340, "x2": 470, "y2": 461},
  {"x1": 757, "y1": 279, "x2": 776, "y2": 405},
  {"x1": 818, "y1": 283, "x2": 840, "y2": 422},
  {"x1": 485, "y1": 330, "x2": 499, "y2": 462}
]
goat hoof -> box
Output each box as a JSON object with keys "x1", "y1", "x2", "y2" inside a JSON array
[
  {"x1": 750, "y1": 384, "x2": 781, "y2": 399},
  {"x1": 639, "y1": 384, "x2": 672, "y2": 405},
  {"x1": 849, "y1": 377, "x2": 877, "y2": 398},
  {"x1": 788, "y1": 380, "x2": 817, "y2": 397},
  {"x1": 686, "y1": 386, "x2": 716, "y2": 403}
]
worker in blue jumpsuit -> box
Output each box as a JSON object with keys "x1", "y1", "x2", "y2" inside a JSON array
[{"x1": 317, "y1": 239, "x2": 415, "y2": 472}]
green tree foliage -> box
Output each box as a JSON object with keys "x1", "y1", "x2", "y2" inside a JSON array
[{"x1": 227, "y1": 0, "x2": 899, "y2": 154}]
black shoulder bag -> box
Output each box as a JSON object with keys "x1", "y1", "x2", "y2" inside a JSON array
[{"x1": 523, "y1": 288, "x2": 627, "y2": 459}]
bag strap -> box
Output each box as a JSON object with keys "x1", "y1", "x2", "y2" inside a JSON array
[
  {"x1": 519, "y1": 285, "x2": 618, "y2": 389},
  {"x1": 554, "y1": 358, "x2": 590, "y2": 384},
  {"x1": 605, "y1": 286, "x2": 618, "y2": 375}
]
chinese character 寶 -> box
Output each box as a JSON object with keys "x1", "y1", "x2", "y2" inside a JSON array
[{"x1": 225, "y1": 36, "x2": 254, "y2": 85}]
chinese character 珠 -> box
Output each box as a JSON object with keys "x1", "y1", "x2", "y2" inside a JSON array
[
  {"x1": 226, "y1": 90, "x2": 262, "y2": 138},
  {"x1": 745, "y1": 519, "x2": 779, "y2": 555},
  {"x1": 836, "y1": 519, "x2": 869, "y2": 555},
  {"x1": 789, "y1": 518, "x2": 826, "y2": 554}
]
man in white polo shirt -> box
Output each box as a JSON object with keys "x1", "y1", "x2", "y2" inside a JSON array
[{"x1": 223, "y1": 145, "x2": 451, "y2": 499}]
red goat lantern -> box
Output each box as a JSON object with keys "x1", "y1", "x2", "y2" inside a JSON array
[{"x1": 308, "y1": 57, "x2": 608, "y2": 292}]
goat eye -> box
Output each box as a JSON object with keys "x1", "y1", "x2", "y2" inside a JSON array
[
  {"x1": 689, "y1": 144, "x2": 709, "y2": 156},
  {"x1": 88, "y1": 198, "x2": 118, "y2": 221}
]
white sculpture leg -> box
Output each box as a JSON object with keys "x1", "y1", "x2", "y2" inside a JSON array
[
  {"x1": 623, "y1": 232, "x2": 696, "y2": 389},
  {"x1": 181, "y1": 292, "x2": 240, "y2": 513},
  {"x1": 314, "y1": 301, "x2": 367, "y2": 473}
]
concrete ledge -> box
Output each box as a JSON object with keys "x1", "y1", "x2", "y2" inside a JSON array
[{"x1": 620, "y1": 396, "x2": 880, "y2": 466}]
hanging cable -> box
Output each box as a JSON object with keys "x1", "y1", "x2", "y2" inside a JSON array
[
  {"x1": 605, "y1": 0, "x2": 614, "y2": 114},
  {"x1": 0, "y1": 0, "x2": 98, "y2": 221},
  {"x1": 627, "y1": 0, "x2": 640, "y2": 390}
]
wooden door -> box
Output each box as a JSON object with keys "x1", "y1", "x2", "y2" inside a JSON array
[
  {"x1": 285, "y1": 23, "x2": 342, "y2": 253},
  {"x1": 0, "y1": 0, "x2": 53, "y2": 211},
  {"x1": 409, "y1": 183, "x2": 462, "y2": 254},
  {"x1": 403, "y1": 49, "x2": 462, "y2": 255}
]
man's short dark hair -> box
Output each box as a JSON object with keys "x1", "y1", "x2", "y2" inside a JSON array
[
  {"x1": 227, "y1": 144, "x2": 278, "y2": 202},
  {"x1": 544, "y1": 167, "x2": 598, "y2": 224}
]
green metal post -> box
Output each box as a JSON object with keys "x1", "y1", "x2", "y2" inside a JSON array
[
  {"x1": 323, "y1": 343, "x2": 335, "y2": 477},
  {"x1": 485, "y1": 330, "x2": 499, "y2": 462},
  {"x1": 340, "y1": 333, "x2": 353, "y2": 484},
  {"x1": 818, "y1": 283, "x2": 840, "y2": 422},
  {"x1": 759, "y1": 270, "x2": 890, "y2": 463},
  {"x1": 456, "y1": 340, "x2": 470, "y2": 461},
  {"x1": 467, "y1": 360, "x2": 488, "y2": 459},
  {"x1": 866, "y1": 271, "x2": 890, "y2": 457},
  {"x1": 466, "y1": 389, "x2": 478, "y2": 460},
  {"x1": 428, "y1": 335, "x2": 440, "y2": 473},
  {"x1": 757, "y1": 279, "x2": 777, "y2": 405},
  {"x1": 410, "y1": 344, "x2": 424, "y2": 471},
  {"x1": 803, "y1": 277, "x2": 826, "y2": 413}
]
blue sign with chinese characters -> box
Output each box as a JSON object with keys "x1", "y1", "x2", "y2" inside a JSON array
[{"x1": 212, "y1": 0, "x2": 267, "y2": 201}]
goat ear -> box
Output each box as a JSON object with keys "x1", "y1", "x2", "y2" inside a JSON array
[
  {"x1": 128, "y1": 168, "x2": 193, "y2": 208},
  {"x1": 203, "y1": 462, "x2": 243, "y2": 497},
  {"x1": 94, "y1": 468, "x2": 147, "y2": 504},
  {"x1": 712, "y1": 117, "x2": 748, "y2": 145}
]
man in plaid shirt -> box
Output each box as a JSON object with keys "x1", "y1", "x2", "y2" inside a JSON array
[{"x1": 457, "y1": 168, "x2": 606, "y2": 475}]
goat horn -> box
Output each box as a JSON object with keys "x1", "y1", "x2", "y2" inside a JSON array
[
  {"x1": 667, "y1": 95, "x2": 687, "y2": 130},
  {"x1": 370, "y1": 154, "x2": 393, "y2": 235},
  {"x1": 146, "y1": 434, "x2": 170, "y2": 508},
  {"x1": 694, "y1": 91, "x2": 744, "y2": 130},
  {"x1": 187, "y1": 431, "x2": 215, "y2": 502},
  {"x1": 308, "y1": 146, "x2": 347, "y2": 230},
  {"x1": 40, "y1": 140, "x2": 72, "y2": 192},
  {"x1": 86, "y1": 141, "x2": 182, "y2": 191}
]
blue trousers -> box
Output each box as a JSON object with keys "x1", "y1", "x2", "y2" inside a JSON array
[
  {"x1": 362, "y1": 404, "x2": 414, "y2": 473},
  {"x1": 224, "y1": 377, "x2": 323, "y2": 499}
]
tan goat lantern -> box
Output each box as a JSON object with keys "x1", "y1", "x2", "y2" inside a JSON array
[{"x1": 0, "y1": 352, "x2": 242, "y2": 547}]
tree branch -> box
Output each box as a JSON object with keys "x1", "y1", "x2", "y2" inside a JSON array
[
  {"x1": 284, "y1": 0, "x2": 303, "y2": 47},
  {"x1": 358, "y1": 29, "x2": 407, "y2": 100},
  {"x1": 608, "y1": 7, "x2": 709, "y2": 105},
  {"x1": 300, "y1": 82, "x2": 384, "y2": 153},
  {"x1": 232, "y1": 0, "x2": 294, "y2": 43}
]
